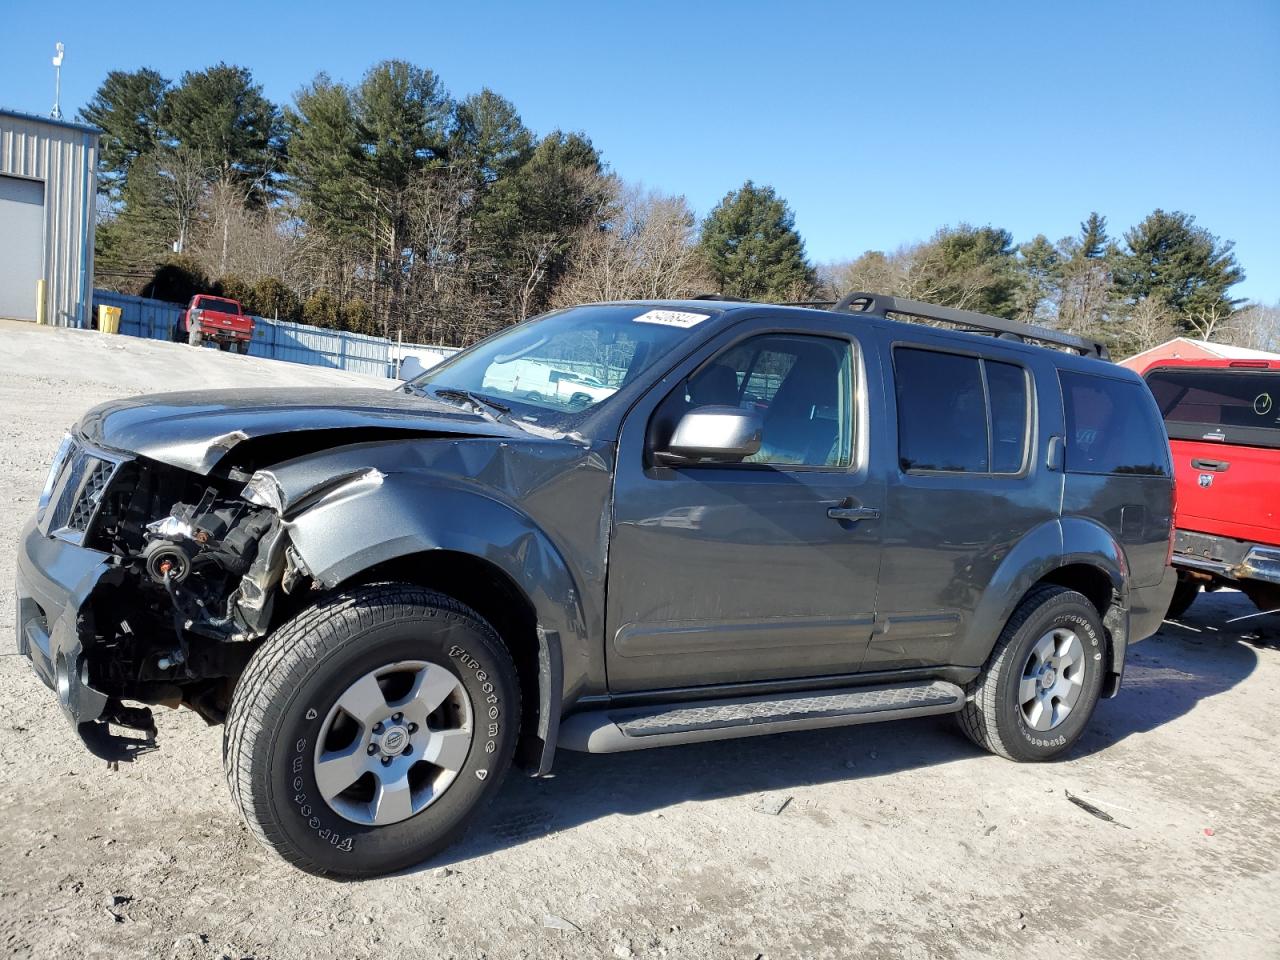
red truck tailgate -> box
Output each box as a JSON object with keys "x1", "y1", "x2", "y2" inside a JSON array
[
  {"x1": 201, "y1": 310, "x2": 252, "y2": 334},
  {"x1": 1169, "y1": 438, "x2": 1280, "y2": 540},
  {"x1": 1145, "y1": 363, "x2": 1280, "y2": 543}
]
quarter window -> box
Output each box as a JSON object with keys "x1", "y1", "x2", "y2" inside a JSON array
[
  {"x1": 894, "y1": 348, "x2": 1030, "y2": 474},
  {"x1": 1060, "y1": 371, "x2": 1170, "y2": 476}
]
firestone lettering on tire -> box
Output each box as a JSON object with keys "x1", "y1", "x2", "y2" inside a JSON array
[{"x1": 450, "y1": 644, "x2": 501, "y2": 770}]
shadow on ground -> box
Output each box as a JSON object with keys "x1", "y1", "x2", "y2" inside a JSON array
[{"x1": 430, "y1": 591, "x2": 1271, "y2": 868}]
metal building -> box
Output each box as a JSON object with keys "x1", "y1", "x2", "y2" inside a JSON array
[{"x1": 0, "y1": 109, "x2": 99, "y2": 326}]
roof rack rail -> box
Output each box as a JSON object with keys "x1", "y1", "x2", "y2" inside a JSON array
[
  {"x1": 690, "y1": 293, "x2": 753, "y2": 302},
  {"x1": 830, "y1": 291, "x2": 1110, "y2": 361}
]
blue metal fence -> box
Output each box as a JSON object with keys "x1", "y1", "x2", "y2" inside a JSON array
[{"x1": 91, "y1": 289, "x2": 418, "y2": 379}]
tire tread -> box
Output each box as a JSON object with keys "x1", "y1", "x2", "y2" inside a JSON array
[
  {"x1": 957, "y1": 584, "x2": 1089, "y2": 761},
  {"x1": 222, "y1": 583, "x2": 518, "y2": 876}
]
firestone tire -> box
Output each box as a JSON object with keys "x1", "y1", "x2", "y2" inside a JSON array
[
  {"x1": 223, "y1": 584, "x2": 520, "y2": 879},
  {"x1": 957, "y1": 585, "x2": 1106, "y2": 762}
]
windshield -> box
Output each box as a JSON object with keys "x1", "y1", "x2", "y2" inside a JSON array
[{"x1": 403, "y1": 304, "x2": 715, "y2": 427}]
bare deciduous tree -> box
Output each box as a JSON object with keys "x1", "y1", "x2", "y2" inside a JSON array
[{"x1": 552, "y1": 183, "x2": 711, "y2": 308}]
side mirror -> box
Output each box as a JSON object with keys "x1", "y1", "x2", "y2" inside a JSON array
[{"x1": 656, "y1": 405, "x2": 763, "y2": 465}]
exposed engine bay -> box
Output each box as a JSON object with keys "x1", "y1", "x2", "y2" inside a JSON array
[{"x1": 81, "y1": 457, "x2": 312, "y2": 732}]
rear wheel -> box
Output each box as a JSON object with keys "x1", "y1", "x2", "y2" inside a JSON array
[
  {"x1": 236, "y1": 340, "x2": 250, "y2": 355},
  {"x1": 223, "y1": 584, "x2": 520, "y2": 878},
  {"x1": 958, "y1": 585, "x2": 1105, "y2": 761},
  {"x1": 1242, "y1": 581, "x2": 1280, "y2": 616},
  {"x1": 1166, "y1": 577, "x2": 1201, "y2": 620}
]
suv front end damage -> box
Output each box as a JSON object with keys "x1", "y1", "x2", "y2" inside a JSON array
[{"x1": 16, "y1": 433, "x2": 308, "y2": 761}]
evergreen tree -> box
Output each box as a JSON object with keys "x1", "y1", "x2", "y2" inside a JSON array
[
  {"x1": 78, "y1": 68, "x2": 168, "y2": 199},
  {"x1": 699, "y1": 181, "x2": 812, "y2": 300},
  {"x1": 474, "y1": 131, "x2": 608, "y2": 316},
  {"x1": 1016, "y1": 234, "x2": 1060, "y2": 321},
  {"x1": 913, "y1": 225, "x2": 1020, "y2": 318},
  {"x1": 286, "y1": 75, "x2": 364, "y2": 239},
  {"x1": 450, "y1": 89, "x2": 534, "y2": 184},
  {"x1": 1078, "y1": 212, "x2": 1108, "y2": 260},
  {"x1": 163, "y1": 63, "x2": 282, "y2": 203},
  {"x1": 1113, "y1": 209, "x2": 1244, "y2": 322}
]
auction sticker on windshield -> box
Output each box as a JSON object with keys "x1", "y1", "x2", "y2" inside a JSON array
[{"x1": 632, "y1": 309, "x2": 709, "y2": 328}]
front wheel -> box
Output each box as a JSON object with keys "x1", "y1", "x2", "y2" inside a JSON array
[
  {"x1": 223, "y1": 584, "x2": 520, "y2": 878},
  {"x1": 957, "y1": 585, "x2": 1106, "y2": 761}
]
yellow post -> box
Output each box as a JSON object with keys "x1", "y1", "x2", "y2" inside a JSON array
[{"x1": 36, "y1": 279, "x2": 47, "y2": 325}]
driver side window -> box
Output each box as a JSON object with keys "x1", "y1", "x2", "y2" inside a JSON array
[{"x1": 681, "y1": 334, "x2": 855, "y2": 468}]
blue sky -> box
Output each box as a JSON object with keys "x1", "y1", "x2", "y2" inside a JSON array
[{"x1": 3, "y1": 0, "x2": 1277, "y2": 301}]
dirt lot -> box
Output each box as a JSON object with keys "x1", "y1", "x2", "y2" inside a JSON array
[{"x1": 0, "y1": 322, "x2": 1276, "y2": 960}]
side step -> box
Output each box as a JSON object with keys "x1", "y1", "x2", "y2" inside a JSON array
[{"x1": 558, "y1": 680, "x2": 965, "y2": 753}]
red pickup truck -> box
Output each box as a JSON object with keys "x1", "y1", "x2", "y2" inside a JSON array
[
  {"x1": 173, "y1": 295, "x2": 254, "y2": 353},
  {"x1": 1141, "y1": 358, "x2": 1280, "y2": 617}
]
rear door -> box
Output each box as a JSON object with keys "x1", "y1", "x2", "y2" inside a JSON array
[
  {"x1": 865, "y1": 335, "x2": 1058, "y2": 670},
  {"x1": 1144, "y1": 364, "x2": 1280, "y2": 542}
]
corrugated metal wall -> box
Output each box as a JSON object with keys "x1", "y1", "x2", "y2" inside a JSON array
[
  {"x1": 0, "y1": 111, "x2": 98, "y2": 327},
  {"x1": 92, "y1": 289, "x2": 456, "y2": 379}
]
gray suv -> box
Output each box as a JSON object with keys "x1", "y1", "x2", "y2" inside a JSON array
[{"x1": 15, "y1": 293, "x2": 1177, "y2": 877}]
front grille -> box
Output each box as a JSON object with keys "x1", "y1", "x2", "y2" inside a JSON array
[{"x1": 40, "y1": 440, "x2": 126, "y2": 544}]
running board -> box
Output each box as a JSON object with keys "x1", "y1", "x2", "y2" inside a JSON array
[{"x1": 558, "y1": 680, "x2": 965, "y2": 753}]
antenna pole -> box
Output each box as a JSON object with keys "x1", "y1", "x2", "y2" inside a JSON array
[{"x1": 51, "y1": 42, "x2": 65, "y2": 120}]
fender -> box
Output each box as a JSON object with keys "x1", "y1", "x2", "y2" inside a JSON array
[
  {"x1": 247, "y1": 446, "x2": 603, "y2": 777},
  {"x1": 956, "y1": 517, "x2": 1127, "y2": 677}
]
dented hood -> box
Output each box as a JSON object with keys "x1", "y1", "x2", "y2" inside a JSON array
[{"x1": 78, "y1": 386, "x2": 523, "y2": 474}]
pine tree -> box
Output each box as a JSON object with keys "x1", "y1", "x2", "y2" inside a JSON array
[
  {"x1": 1113, "y1": 209, "x2": 1244, "y2": 323},
  {"x1": 163, "y1": 63, "x2": 282, "y2": 204},
  {"x1": 1016, "y1": 234, "x2": 1060, "y2": 321},
  {"x1": 912, "y1": 225, "x2": 1020, "y2": 318},
  {"x1": 450, "y1": 89, "x2": 533, "y2": 184},
  {"x1": 699, "y1": 182, "x2": 812, "y2": 300},
  {"x1": 78, "y1": 68, "x2": 168, "y2": 200},
  {"x1": 1078, "y1": 212, "x2": 1108, "y2": 260}
]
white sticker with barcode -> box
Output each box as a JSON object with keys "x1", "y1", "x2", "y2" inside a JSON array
[{"x1": 632, "y1": 309, "x2": 709, "y2": 329}]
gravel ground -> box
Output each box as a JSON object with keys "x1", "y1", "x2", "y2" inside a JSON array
[{"x1": 0, "y1": 321, "x2": 1276, "y2": 960}]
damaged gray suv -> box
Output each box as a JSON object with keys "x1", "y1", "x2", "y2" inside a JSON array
[{"x1": 16, "y1": 293, "x2": 1177, "y2": 877}]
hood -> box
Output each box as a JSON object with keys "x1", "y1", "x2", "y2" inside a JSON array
[{"x1": 78, "y1": 386, "x2": 524, "y2": 474}]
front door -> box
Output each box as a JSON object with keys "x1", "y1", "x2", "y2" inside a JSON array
[{"x1": 605, "y1": 317, "x2": 887, "y2": 692}]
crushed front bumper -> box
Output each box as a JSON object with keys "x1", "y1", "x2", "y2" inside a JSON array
[{"x1": 14, "y1": 517, "x2": 154, "y2": 761}]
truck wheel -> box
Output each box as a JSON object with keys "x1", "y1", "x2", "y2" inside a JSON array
[
  {"x1": 1242, "y1": 582, "x2": 1280, "y2": 616},
  {"x1": 1166, "y1": 577, "x2": 1200, "y2": 620},
  {"x1": 223, "y1": 584, "x2": 520, "y2": 878},
  {"x1": 236, "y1": 340, "x2": 250, "y2": 355},
  {"x1": 957, "y1": 585, "x2": 1105, "y2": 762},
  {"x1": 188, "y1": 327, "x2": 203, "y2": 347}
]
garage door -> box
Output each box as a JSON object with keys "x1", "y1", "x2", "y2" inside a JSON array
[{"x1": 0, "y1": 175, "x2": 46, "y2": 320}]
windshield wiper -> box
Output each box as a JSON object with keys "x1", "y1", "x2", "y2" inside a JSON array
[{"x1": 430, "y1": 388, "x2": 514, "y2": 421}]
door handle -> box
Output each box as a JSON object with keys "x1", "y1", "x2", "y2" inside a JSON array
[
  {"x1": 827, "y1": 505, "x2": 880, "y2": 522},
  {"x1": 1190, "y1": 458, "x2": 1229, "y2": 472}
]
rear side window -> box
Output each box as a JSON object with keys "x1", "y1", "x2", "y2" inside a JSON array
[
  {"x1": 893, "y1": 348, "x2": 1030, "y2": 474},
  {"x1": 1060, "y1": 371, "x2": 1169, "y2": 476},
  {"x1": 1145, "y1": 368, "x2": 1280, "y2": 449}
]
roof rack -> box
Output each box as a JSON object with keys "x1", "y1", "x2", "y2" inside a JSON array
[
  {"x1": 830, "y1": 291, "x2": 1110, "y2": 361},
  {"x1": 691, "y1": 293, "x2": 753, "y2": 302}
]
